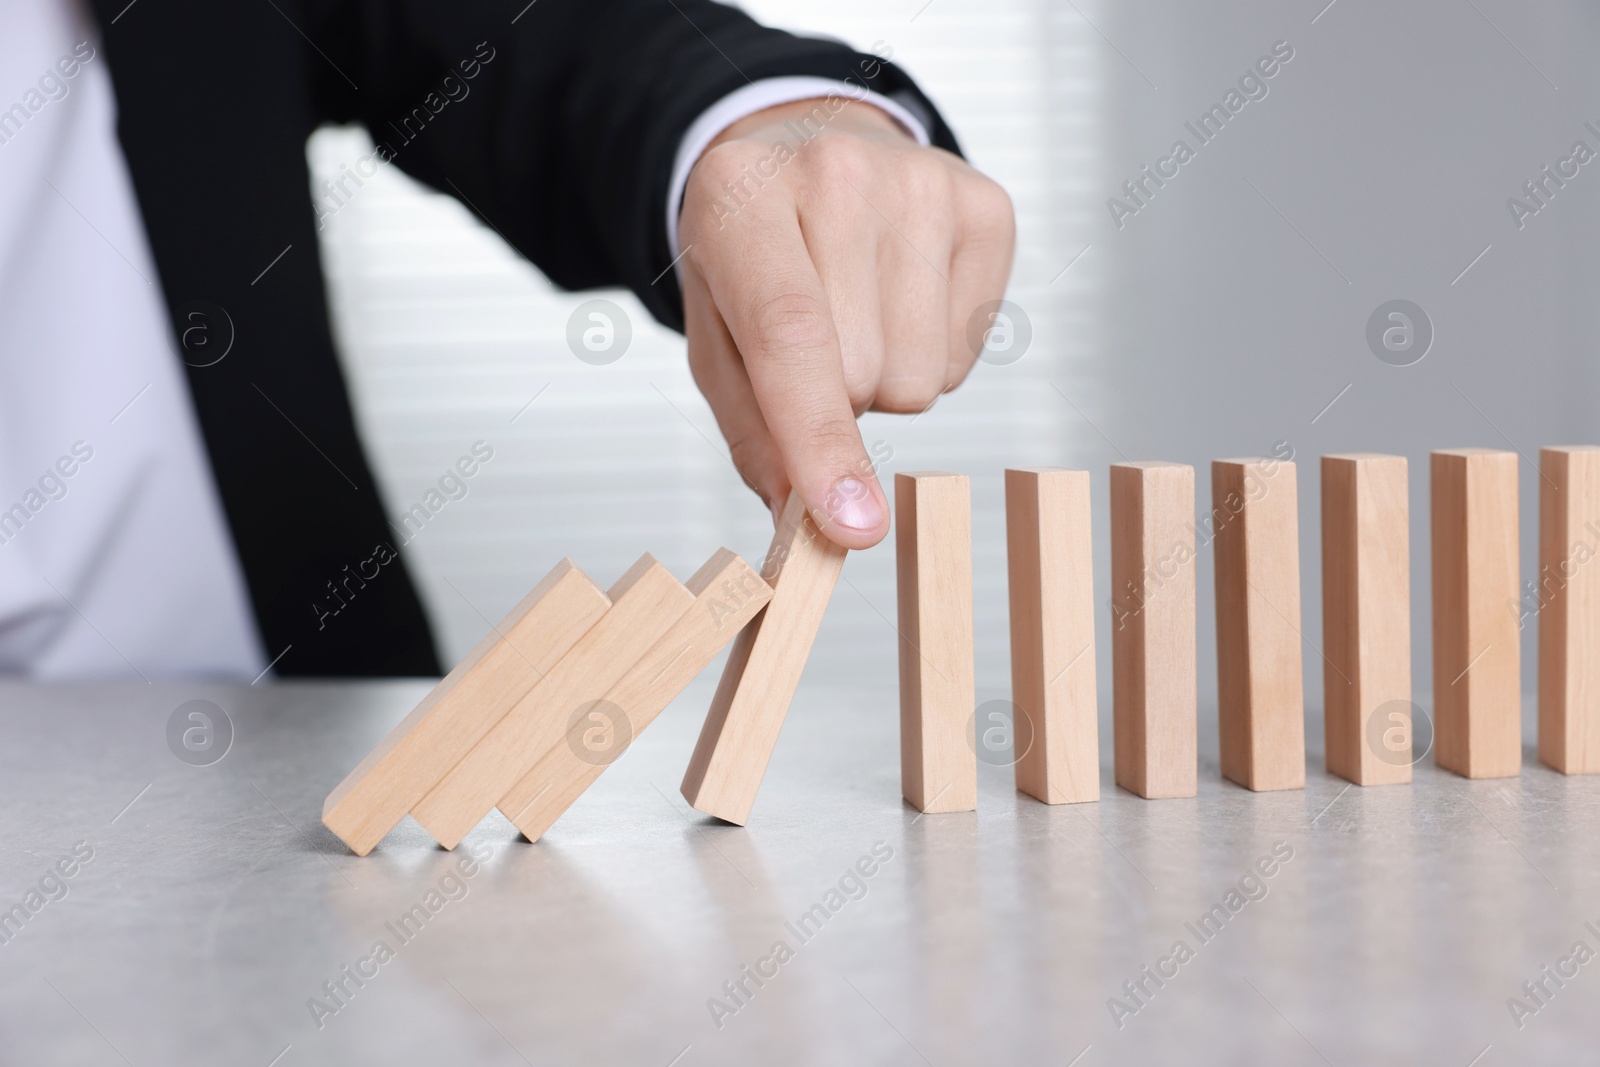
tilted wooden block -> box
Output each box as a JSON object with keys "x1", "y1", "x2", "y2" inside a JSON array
[
  {"x1": 680, "y1": 494, "x2": 846, "y2": 825},
  {"x1": 503, "y1": 549, "x2": 772, "y2": 840},
  {"x1": 1110, "y1": 462, "x2": 1197, "y2": 799},
  {"x1": 1432, "y1": 448, "x2": 1521, "y2": 779},
  {"x1": 1212, "y1": 457, "x2": 1306, "y2": 792},
  {"x1": 1539, "y1": 446, "x2": 1600, "y2": 774},
  {"x1": 321, "y1": 559, "x2": 609, "y2": 855},
  {"x1": 1005, "y1": 468, "x2": 1098, "y2": 804},
  {"x1": 411, "y1": 554, "x2": 696, "y2": 847},
  {"x1": 896, "y1": 472, "x2": 977, "y2": 814},
  {"x1": 1322, "y1": 454, "x2": 1412, "y2": 786}
]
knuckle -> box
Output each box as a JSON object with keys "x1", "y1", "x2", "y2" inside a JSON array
[
  {"x1": 747, "y1": 289, "x2": 836, "y2": 358},
  {"x1": 773, "y1": 389, "x2": 863, "y2": 452},
  {"x1": 681, "y1": 143, "x2": 776, "y2": 241},
  {"x1": 842, "y1": 368, "x2": 877, "y2": 413},
  {"x1": 945, "y1": 353, "x2": 977, "y2": 391},
  {"x1": 967, "y1": 177, "x2": 1016, "y2": 240},
  {"x1": 803, "y1": 136, "x2": 871, "y2": 191},
  {"x1": 806, "y1": 417, "x2": 867, "y2": 458},
  {"x1": 838, "y1": 337, "x2": 883, "y2": 410},
  {"x1": 899, "y1": 155, "x2": 957, "y2": 209},
  {"x1": 693, "y1": 140, "x2": 767, "y2": 188},
  {"x1": 872, "y1": 375, "x2": 946, "y2": 415}
]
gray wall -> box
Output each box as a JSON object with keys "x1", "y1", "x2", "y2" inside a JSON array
[{"x1": 1093, "y1": 0, "x2": 1600, "y2": 718}]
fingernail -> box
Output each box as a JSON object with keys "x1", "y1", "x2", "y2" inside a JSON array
[{"x1": 826, "y1": 477, "x2": 883, "y2": 532}]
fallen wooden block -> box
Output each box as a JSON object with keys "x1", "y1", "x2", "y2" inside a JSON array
[
  {"x1": 1212, "y1": 457, "x2": 1306, "y2": 792},
  {"x1": 504, "y1": 549, "x2": 772, "y2": 840},
  {"x1": 680, "y1": 494, "x2": 846, "y2": 825},
  {"x1": 411, "y1": 554, "x2": 696, "y2": 848},
  {"x1": 1110, "y1": 462, "x2": 1197, "y2": 799},
  {"x1": 1432, "y1": 448, "x2": 1521, "y2": 779},
  {"x1": 1539, "y1": 445, "x2": 1600, "y2": 774},
  {"x1": 1005, "y1": 467, "x2": 1098, "y2": 804},
  {"x1": 321, "y1": 559, "x2": 609, "y2": 855},
  {"x1": 896, "y1": 472, "x2": 977, "y2": 814},
  {"x1": 1321, "y1": 453, "x2": 1413, "y2": 785}
]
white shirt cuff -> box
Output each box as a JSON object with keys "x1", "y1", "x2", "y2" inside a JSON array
[{"x1": 665, "y1": 76, "x2": 932, "y2": 264}]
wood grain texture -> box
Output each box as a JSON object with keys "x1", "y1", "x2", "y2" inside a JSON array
[
  {"x1": 896, "y1": 472, "x2": 977, "y2": 813},
  {"x1": 1431, "y1": 449, "x2": 1521, "y2": 779},
  {"x1": 1211, "y1": 458, "x2": 1305, "y2": 792},
  {"x1": 502, "y1": 549, "x2": 772, "y2": 840},
  {"x1": 1110, "y1": 462, "x2": 1197, "y2": 799},
  {"x1": 1538, "y1": 446, "x2": 1600, "y2": 774},
  {"x1": 679, "y1": 494, "x2": 847, "y2": 825},
  {"x1": 1321, "y1": 454, "x2": 1412, "y2": 786},
  {"x1": 321, "y1": 559, "x2": 609, "y2": 855},
  {"x1": 1005, "y1": 468, "x2": 1098, "y2": 804},
  {"x1": 411, "y1": 554, "x2": 695, "y2": 847}
]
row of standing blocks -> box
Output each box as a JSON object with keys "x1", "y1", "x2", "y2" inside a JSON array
[
  {"x1": 320, "y1": 446, "x2": 1597, "y2": 856},
  {"x1": 902, "y1": 447, "x2": 1599, "y2": 818}
]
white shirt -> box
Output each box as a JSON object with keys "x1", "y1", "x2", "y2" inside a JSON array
[
  {"x1": 0, "y1": 0, "x2": 264, "y2": 680},
  {"x1": 0, "y1": 0, "x2": 925, "y2": 680}
]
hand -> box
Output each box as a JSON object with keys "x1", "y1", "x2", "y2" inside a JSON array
[{"x1": 678, "y1": 95, "x2": 1015, "y2": 549}]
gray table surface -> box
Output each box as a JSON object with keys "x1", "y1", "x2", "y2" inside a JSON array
[{"x1": 1, "y1": 678, "x2": 1597, "y2": 1066}]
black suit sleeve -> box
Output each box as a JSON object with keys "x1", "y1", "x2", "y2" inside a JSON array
[
  {"x1": 80, "y1": 0, "x2": 958, "y2": 679},
  {"x1": 306, "y1": 0, "x2": 959, "y2": 331}
]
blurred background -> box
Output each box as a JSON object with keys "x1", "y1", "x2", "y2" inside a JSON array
[{"x1": 308, "y1": 0, "x2": 1600, "y2": 725}]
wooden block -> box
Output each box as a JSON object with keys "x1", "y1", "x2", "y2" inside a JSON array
[
  {"x1": 1211, "y1": 458, "x2": 1306, "y2": 792},
  {"x1": 1109, "y1": 462, "x2": 1197, "y2": 799},
  {"x1": 1538, "y1": 446, "x2": 1600, "y2": 774},
  {"x1": 1321, "y1": 454, "x2": 1412, "y2": 786},
  {"x1": 411, "y1": 554, "x2": 696, "y2": 847},
  {"x1": 895, "y1": 472, "x2": 977, "y2": 814},
  {"x1": 1005, "y1": 468, "x2": 1098, "y2": 804},
  {"x1": 680, "y1": 494, "x2": 846, "y2": 825},
  {"x1": 503, "y1": 549, "x2": 772, "y2": 839},
  {"x1": 321, "y1": 560, "x2": 608, "y2": 855},
  {"x1": 1432, "y1": 448, "x2": 1521, "y2": 779}
]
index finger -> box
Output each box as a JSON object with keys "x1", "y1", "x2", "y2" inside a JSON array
[{"x1": 692, "y1": 198, "x2": 889, "y2": 549}]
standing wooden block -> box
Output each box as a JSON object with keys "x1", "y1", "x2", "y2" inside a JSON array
[
  {"x1": 1538, "y1": 446, "x2": 1600, "y2": 774},
  {"x1": 1109, "y1": 462, "x2": 1197, "y2": 799},
  {"x1": 321, "y1": 559, "x2": 608, "y2": 855},
  {"x1": 505, "y1": 549, "x2": 772, "y2": 840},
  {"x1": 1212, "y1": 458, "x2": 1306, "y2": 792},
  {"x1": 1005, "y1": 468, "x2": 1098, "y2": 804},
  {"x1": 411, "y1": 554, "x2": 695, "y2": 847},
  {"x1": 895, "y1": 472, "x2": 977, "y2": 814},
  {"x1": 679, "y1": 494, "x2": 847, "y2": 824},
  {"x1": 1432, "y1": 449, "x2": 1521, "y2": 779},
  {"x1": 1321, "y1": 454, "x2": 1412, "y2": 786}
]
